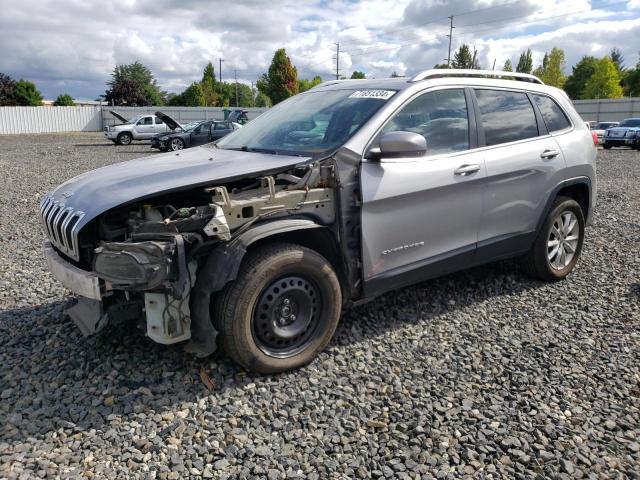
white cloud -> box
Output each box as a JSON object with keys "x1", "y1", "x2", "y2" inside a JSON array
[{"x1": 0, "y1": 0, "x2": 637, "y2": 99}]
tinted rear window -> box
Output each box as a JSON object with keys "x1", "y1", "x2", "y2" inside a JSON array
[
  {"x1": 475, "y1": 89, "x2": 538, "y2": 146},
  {"x1": 532, "y1": 94, "x2": 571, "y2": 132}
]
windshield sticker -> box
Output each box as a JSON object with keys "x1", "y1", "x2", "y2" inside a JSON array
[{"x1": 349, "y1": 90, "x2": 396, "y2": 100}]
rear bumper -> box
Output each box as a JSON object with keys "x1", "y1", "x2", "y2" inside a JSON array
[{"x1": 43, "y1": 240, "x2": 101, "y2": 300}]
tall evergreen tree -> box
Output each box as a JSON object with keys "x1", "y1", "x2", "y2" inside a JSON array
[
  {"x1": 257, "y1": 48, "x2": 298, "y2": 104},
  {"x1": 201, "y1": 62, "x2": 218, "y2": 106},
  {"x1": 182, "y1": 82, "x2": 206, "y2": 106},
  {"x1": 610, "y1": 48, "x2": 625, "y2": 72},
  {"x1": 533, "y1": 48, "x2": 566, "y2": 88},
  {"x1": 451, "y1": 44, "x2": 480, "y2": 69},
  {"x1": 503, "y1": 59, "x2": 513, "y2": 72},
  {"x1": 516, "y1": 49, "x2": 533, "y2": 73}
]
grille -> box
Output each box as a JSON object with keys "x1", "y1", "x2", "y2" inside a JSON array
[{"x1": 40, "y1": 196, "x2": 85, "y2": 261}]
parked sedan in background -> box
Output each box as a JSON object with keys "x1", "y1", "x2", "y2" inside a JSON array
[
  {"x1": 104, "y1": 111, "x2": 173, "y2": 145},
  {"x1": 593, "y1": 121, "x2": 619, "y2": 143},
  {"x1": 151, "y1": 112, "x2": 241, "y2": 151},
  {"x1": 603, "y1": 118, "x2": 640, "y2": 149}
]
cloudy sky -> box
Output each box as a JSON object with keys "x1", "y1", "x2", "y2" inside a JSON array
[{"x1": 1, "y1": 0, "x2": 639, "y2": 100}]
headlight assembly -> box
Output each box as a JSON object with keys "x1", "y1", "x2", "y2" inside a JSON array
[
  {"x1": 93, "y1": 241, "x2": 175, "y2": 290},
  {"x1": 159, "y1": 136, "x2": 169, "y2": 141}
]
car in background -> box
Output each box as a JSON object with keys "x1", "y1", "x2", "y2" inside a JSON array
[
  {"x1": 592, "y1": 121, "x2": 619, "y2": 143},
  {"x1": 151, "y1": 112, "x2": 241, "y2": 151},
  {"x1": 104, "y1": 111, "x2": 173, "y2": 145},
  {"x1": 603, "y1": 118, "x2": 640, "y2": 149},
  {"x1": 228, "y1": 109, "x2": 249, "y2": 124}
]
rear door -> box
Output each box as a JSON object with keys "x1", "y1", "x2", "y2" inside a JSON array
[
  {"x1": 360, "y1": 87, "x2": 485, "y2": 287},
  {"x1": 473, "y1": 88, "x2": 567, "y2": 252},
  {"x1": 211, "y1": 121, "x2": 232, "y2": 140}
]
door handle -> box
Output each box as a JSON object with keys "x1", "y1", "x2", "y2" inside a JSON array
[
  {"x1": 454, "y1": 164, "x2": 480, "y2": 176},
  {"x1": 540, "y1": 148, "x2": 560, "y2": 159}
]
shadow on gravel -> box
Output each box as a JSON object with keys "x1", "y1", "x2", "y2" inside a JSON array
[
  {"x1": 0, "y1": 259, "x2": 542, "y2": 444},
  {"x1": 334, "y1": 259, "x2": 541, "y2": 348}
]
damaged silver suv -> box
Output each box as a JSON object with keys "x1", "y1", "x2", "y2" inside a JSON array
[{"x1": 41, "y1": 70, "x2": 597, "y2": 373}]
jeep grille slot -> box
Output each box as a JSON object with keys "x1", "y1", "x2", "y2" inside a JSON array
[{"x1": 39, "y1": 196, "x2": 85, "y2": 261}]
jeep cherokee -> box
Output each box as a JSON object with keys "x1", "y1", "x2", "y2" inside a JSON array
[{"x1": 41, "y1": 69, "x2": 597, "y2": 373}]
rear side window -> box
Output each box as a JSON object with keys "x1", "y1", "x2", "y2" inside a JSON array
[
  {"x1": 382, "y1": 88, "x2": 469, "y2": 155},
  {"x1": 532, "y1": 94, "x2": 571, "y2": 132},
  {"x1": 154, "y1": 116, "x2": 164, "y2": 124},
  {"x1": 475, "y1": 89, "x2": 538, "y2": 146}
]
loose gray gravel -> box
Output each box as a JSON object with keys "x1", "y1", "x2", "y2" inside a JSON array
[{"x1": 1, "y1": 133, "x2": 639, "y2": 479}]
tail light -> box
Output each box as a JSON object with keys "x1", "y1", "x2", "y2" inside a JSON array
[{"x1": 591, "y1": 130, "x2": 598, "y2": 146}]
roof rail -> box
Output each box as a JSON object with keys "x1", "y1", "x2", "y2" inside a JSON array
[{"x1": 410, "y1": 69, "x2": 544, "y2": 84}]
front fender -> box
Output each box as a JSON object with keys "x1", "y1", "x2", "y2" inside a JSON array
[{"x1": 185, "y1": 218, "x2": 326, "y2": 357}]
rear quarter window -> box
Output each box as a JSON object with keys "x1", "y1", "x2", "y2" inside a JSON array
[
  {"x1": 475, "y1": 89, "x2": 538, "y2": 146},
  {"x1": 532, "y1": 94, "x2": 571, "y2": 132}
]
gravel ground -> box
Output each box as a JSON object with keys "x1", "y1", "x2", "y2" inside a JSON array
[{"x1": 0, "y1": 133, "x2": 639, "y2": 479}]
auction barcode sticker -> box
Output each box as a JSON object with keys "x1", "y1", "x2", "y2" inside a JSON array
[{"x1": 349, "y1": 90, "x2": 396, "y2": 100}]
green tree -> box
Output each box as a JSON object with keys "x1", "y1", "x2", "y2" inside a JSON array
[
  {"x1": 582, "y1": 56, "x2": 623, "y2": 99},
  {"x1": 433, "y1": 63, "x2": 449, "y2": 69},
  {"x1": 228, "y1": 82, "x2": 255, "y2": 107},
  {"x1": 105, "y1": 61, "x2": 165, "y2": 106},
  {"x1": 14, "y1": 79, "x2": 43, "y2": 106},
  {"x1": 350, "y1": 71, "x2": 366, "y2": 79},
  {"x1": 298, "y1": 76, "x2": 322, "y2": 93},
  {"x1": 54, "y1": 93, "x2": 74, "y2": 106},
  {"x1": 516, "y1": 49, "x2": 533, "y2": 74},
  {"x1": 257, "y1": 48, "x2": 298, "y2": 104},
  {"x1": 182, "y1": 82, "x2": 206, "y2": 106},
  {"x1": 255, "y1": 91, "x2": 271, "y2": 107},
  {"x1": 503, "y1": 59, "x2": 513, "y2": 72},
  {"x1": 451, "y1": 44, "x2": 480, "y2": 69},
  {"x1": 610, "y1": 47, "x2": 625, "y2": 72},
  {"x1": 564, "y1": 56, "x2": 598, "y2": 100},
  {"x1": 622, "y1": 56, "x2": 640, "y2": 97},
  {"x1": 0, "y1": 73, "x2": 17, "y2": 106},
  {"x1": 201, "y1": 62, "x2": 218, "y2": 106},
  {"x1": 534, "y1": 48, "x2": 566, "y2": 88}
]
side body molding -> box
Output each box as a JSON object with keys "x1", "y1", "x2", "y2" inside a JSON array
[{"x1": 185, "y1": 218, "x2": 326, "y2": 357}]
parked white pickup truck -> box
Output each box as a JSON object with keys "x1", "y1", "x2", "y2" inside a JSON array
[{"x1": 104, "y1": 111, "x2": 173, "y2": 145}]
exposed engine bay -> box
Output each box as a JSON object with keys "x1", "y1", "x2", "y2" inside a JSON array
[{"x1": 69, "y1": 161, "x2": 338, "y2": 355}]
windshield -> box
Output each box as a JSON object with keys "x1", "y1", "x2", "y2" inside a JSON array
[
  {"x1": 619, "y1": 119, "x2": 640, "y2": 127},
  {"x1": 216, "y1": 89, "x2": 396, "y2": 156},
  {"x1": 181, "y1": 122, "x2": 202, "y2": 132},
  {"x1": 597, "y1": 122, "x2": 616, "y2": 129}
]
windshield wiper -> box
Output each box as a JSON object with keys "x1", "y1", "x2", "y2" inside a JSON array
[{"x1": 239, "y1": 146, "x2": 279, "y2": 155}]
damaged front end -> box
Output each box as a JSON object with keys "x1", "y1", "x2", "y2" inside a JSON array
[{"x1": 59, "y1": 161, "x2": 337, "y2": 356}]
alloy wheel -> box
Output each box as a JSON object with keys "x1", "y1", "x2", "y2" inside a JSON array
[{"x1": 547, "y1": 210, "x2": 580, "y2": 270}]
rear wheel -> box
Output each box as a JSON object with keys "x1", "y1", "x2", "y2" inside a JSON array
[
  {"x1": 117, "y1": 132, "x2": 132, "y2": 145},
  {"x1": 214, "y1": 243, "x2": 342, "y2": 373},
  {"x1": 521, "y1": 196, "x2": 585, "y2": 281},
  {"x1": 603, "y1": 143, "x2": 612, "y2": 150}
]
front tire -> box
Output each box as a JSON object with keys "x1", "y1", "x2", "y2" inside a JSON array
[
  {"x1": 169, "y1": 138, "x2": 184, "y2": 151},
  {"x1": 214, "y1": 243, "x2": 342, "y2": 374},
  {"x1": 603, "y1": 143, "x2": 612, "y2": 150},
  {"x1": 117, "y1": 132, "x2": 132, "y2": 145},
  {"x1": 521, "y1": 196, "x2": 585, "y2": 282}
]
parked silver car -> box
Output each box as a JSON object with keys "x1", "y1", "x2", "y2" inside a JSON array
[
  {"x1": 104, "y1": 111, "x2": 173, "y2": 145},
  {"x1": 41, "y1": 69, "x2": 596, "y2": 373}
]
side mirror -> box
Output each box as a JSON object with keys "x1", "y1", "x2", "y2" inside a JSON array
[{"x1": 366, "y1": 131, "x2": 427, "y2": 160}]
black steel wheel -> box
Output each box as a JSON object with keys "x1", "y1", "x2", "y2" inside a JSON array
[
  {"x1": 252, "y1": 275, "x2": 324, "y2": 358},
  {"x1": 213, "y1": 243, "x2": 342, "y2": 373}
]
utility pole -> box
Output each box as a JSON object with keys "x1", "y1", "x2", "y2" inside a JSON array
[
  {"x1": 234, "y1": 69, "x2": 239, "y2": 107},
  {"x1": 492, "y1": 58, "x2": 496, "y2": 70},
  {"x1": 335, "y1": 43, "x2": 340, "y2": 80},
  {"x1": 219, "y1": 58, "x2": 224, "y2": 82},
  {"x1": 446, "y1": 16, "x2": 454, "y2": 67}
]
